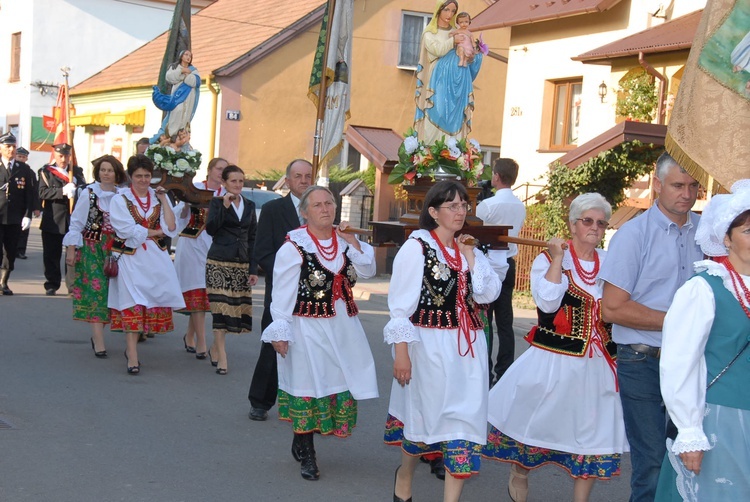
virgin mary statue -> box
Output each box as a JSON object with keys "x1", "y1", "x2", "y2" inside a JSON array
[{"x1": 413, "y1": 0, "x2": 483, "y2": 145}]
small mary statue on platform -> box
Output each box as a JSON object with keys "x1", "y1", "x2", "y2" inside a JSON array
[
  {"x1": 414, "y1": 0, "x2": 483, "y2": 145},
  {"x1": 152, "y1": 49, "x2": 201, "y2": 141}
]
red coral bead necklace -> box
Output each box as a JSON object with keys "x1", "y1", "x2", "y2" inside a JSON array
[
  {"x1": 130, "y1": 186, "x2": 151, "y2": 213},
  {"x1": 306, "y1": 226, "x2": 338, "y2": 261},
  {"x1": 568, "y1": 240, "x2": 599, "y2": 285}
]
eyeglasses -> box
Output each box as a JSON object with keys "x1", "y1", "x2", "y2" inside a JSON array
[
  {"x1": 576, "y1": 217, "x2": 609, "y2": 229},
  {"x1": 439, "y1": 203, "x2": 470, "y2": 213}
]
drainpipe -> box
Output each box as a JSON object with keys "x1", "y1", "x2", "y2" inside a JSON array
[
  {"x1": 206, "y1": 73, "x2": 220, "y2": 157},
  {"x1": 638, "y1": 52, "x2": 667, "y2": 125}
]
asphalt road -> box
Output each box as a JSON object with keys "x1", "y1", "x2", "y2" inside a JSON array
[{"x1": 0, "y1": 227, "x2": 631, "y2": 501}]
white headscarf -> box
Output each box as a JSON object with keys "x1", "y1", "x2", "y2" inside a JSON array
[{"x1": 695, "y1": 179, "x2": 750, "y2": 257}]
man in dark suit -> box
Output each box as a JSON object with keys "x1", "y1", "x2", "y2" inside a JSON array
[
  {"x1": 0, "y1": 133, "x2": 36, "y2": 295},
  {"x1": 248, "y1": 158, "x2": 312, "y2": 421},
  {"x1": 38, "y1": 143, "x2": 86, "y2": 295},
  {"x1": 14, "y1": 147, "x2": 39, "y2": 260}
]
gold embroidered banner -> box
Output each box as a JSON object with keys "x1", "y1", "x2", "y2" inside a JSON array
[{"x1": 666, "y1": 0, "x2": 750, "y2": 191}]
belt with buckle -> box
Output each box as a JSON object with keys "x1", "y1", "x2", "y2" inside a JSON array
[{"x1": 628, "y1": 343, "x2": 661, "y2": 358}]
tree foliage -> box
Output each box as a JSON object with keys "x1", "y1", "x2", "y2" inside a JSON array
[
  {"x1": 541, "y1": 140, "x2": 663, "y2": 238},
  {"x1": 616, "y1": 71, "x2": 657, "y2": 122}
]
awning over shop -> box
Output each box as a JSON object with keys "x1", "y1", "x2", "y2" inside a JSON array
[
  {"x1": 70, "y1": 108, "x2": 146, "y2": 127},
  {"x1": 70, "y1": 110, "x2": 110, "y2": 127}
]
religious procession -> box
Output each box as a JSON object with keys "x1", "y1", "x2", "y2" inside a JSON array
[{"x1": 0, "y1": 0, "x2": 748, "y2": 501}]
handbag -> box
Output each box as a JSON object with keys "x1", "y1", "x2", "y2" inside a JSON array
[
  {"x1": 103, "y1": 252, "x2": 121, "y2": 278},
  {"x1": 666, "y1": 339, "x2": 750, "y2": 440}
]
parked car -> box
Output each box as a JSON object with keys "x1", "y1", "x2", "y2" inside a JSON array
[{"x1": 241, "y1": 186, "x2": 282, "y2": 220}]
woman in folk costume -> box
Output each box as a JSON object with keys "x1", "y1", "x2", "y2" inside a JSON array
[
  {"x1": 655, "y1": 180, "x2": 750, "y2": 501},
  {"x1": 63, "y1": 155, "x2": 127, "y2": 358},
  {"x1": 174, "y1": 157, "x2": 227, "y2": 359},
  {"x1": 204, "y1": 164, "x2": 258, "y2": 375},
  {"x1": 261, "y1": 186, "x2": 378, "y2": 481},
  {"x1": 386, "y1": 180, "x2": 501, "y2": 502},
  {"x1": 413, "y1": 0, "x2": 483, "y2": 145},
  {"x1": 483, "y1": 193, "x2": 627, "y2": 502},
  {"x1": 108, "y1": 154, "x2": 185, "y2": 375}
]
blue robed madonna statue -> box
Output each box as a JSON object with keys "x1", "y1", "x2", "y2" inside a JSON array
[
  {"x1": 151, "y1": 49, "x2": 200, "y2": 141},
  {"x1": 414, "y1": 0, "x2": 483, "y2": 145}
]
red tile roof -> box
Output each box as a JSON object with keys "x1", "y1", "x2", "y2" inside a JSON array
[
  {"x1": 573, "y1": 10, "x2": 702, "y2": 63},
  {"x1": 472, "y1": 0, "x2": 622, "y2": 31},
  {"x1": 72, "y1": 0, "x2": 325, "y2": 95}
]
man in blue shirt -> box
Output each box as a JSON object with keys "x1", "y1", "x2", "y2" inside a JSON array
[{"x1": 599, "y1": 152, "x2": 702, "y2": 501}]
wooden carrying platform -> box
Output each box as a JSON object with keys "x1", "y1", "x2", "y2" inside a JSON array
[{"x1": 151, "y1": 169, "x2": 214, "y2": 207}]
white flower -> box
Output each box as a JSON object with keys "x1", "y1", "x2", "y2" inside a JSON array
[
  {"x1": 457, "y1": 155, "x2": 468, "y2": 170},
  {"x1": 162, "y1": 161, "x2": 174, "y2": 170},
  {"x1": 469, "y1": 139, "x2": 481, "y2": 152},
  {"x1": 171, "y1": 171, "x2": 184, "y2": 178},
  {"x1": 166, "y1": 146, "x2": 176, "y2": 153},
  {"x1": 153, "y1": 153, "x2": 163, "y2": 163},
  {"x1": 404, "y1": 136, "x2": 419, "y2": 154},
  {"x1": 448, "y1": 146, "x2": 461, "y2": 159},
  {"x1": 186, "y1": 150, "x2": 196, "y2": 157},
  {"x1": 445, "y1": 137, "x2": 458, "y2": 149},
  {"x1": 175, "y1": 158, "x2": 191, "y2": 171}
]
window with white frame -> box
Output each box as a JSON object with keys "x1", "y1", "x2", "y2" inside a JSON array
[
  {"x1": 399, "y1": 12, "x2": 431, "y2": 69},
  {"x1": 482, "y1": 147, "x2": 501, "y2": 167}
]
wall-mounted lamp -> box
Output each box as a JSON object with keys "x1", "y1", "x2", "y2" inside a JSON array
[
  {"x1": 598, "y1": 81, "x2": 608, "y2": 103},
  {"x1": 31, "y1": 81, "x2": 59, "y2": 96}
]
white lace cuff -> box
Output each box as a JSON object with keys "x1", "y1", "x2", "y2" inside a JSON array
[
  {"x1": 671, "y1": 427, "x2": 712, "y2": 454},
  {"x1": 384, "y1": 318, "x2": 420, "y2": 344},
  {"x1": 469, "y1": 253, "x2": 493, "y2": 295},
  {"x1": 261, "y1": 319, "x2": 294, "y2": 343}
]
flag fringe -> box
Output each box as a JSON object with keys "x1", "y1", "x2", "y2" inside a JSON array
[{"x1": 665, "y1": 132, "x2": 727, "y2": 194}]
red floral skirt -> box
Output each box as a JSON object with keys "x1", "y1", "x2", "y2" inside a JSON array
[
  {"x1": 110, "y1": 305, "x2": 174, "y2": 334},
  {"x1": 176, "y1": 288, "x2": 210, "y2": 314}
]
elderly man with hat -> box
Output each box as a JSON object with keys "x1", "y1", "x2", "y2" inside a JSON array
[
  {"x1": 38, "y1": 143, "x2": 86, "y2": 295},
  {"x1": 14, "y1": 146, "x2": 39, "y2": 260},
  {"x1": 0, "y1": 133, "x2": 36, "y2": 294}
]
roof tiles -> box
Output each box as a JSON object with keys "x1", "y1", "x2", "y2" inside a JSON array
[
  {"x1": 73, "y1": 0, "x2": 325, "y2": 94},
  {"x1": 472, "y1": 0, "x2": 623, "y2": 31}
]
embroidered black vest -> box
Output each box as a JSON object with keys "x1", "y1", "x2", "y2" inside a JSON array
[
  {"x1": 525, "y1": 251, "x2": 615, "y2": 358},
  {"x1": 81, "y1": 189, "x2": 114, "y2": 242},
  {"x1": 179, "y1": 205, "x2": 207, "y2": 238},
  {"x1": 291, "y1": 241, "x2": 358, "y2": 318},
  {"x1": 409, "y1": 238, "x2": 483, "y2": 330},
  {"x1": 110, "y1": 195, "x2": 167, "y2": 255}
]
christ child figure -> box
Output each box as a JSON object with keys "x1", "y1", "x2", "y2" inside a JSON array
[{"x1": 451, "y1": 12, "x2": 476, "y2": 67}]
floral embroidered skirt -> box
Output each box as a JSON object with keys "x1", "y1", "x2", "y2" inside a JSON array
[
  {"x1": 176, "y1": 288, "x2": 210, "y2": 314},
  {"x1": 384, "y1": 414, "x2": 482, "y2": 479},
  {"x1": 110, "y1": 305, "x2": 174, "y2": 335},
  {"x1": 483, "y1": 426, "x2": 621, "y2": 479},
  {"x1": 205, "y1": 259, "x2": 252, "y2": 333},
  {"x1": 70, "y1": 239, "x2": 110, "y2": 323},
  {"x1": 278, "y1": 390, "x2": 357, "y2": 437}
]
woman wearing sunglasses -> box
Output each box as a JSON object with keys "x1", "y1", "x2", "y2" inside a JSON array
[{"x1": 483, "y1": 193, "x2": 628, "y2": 502}]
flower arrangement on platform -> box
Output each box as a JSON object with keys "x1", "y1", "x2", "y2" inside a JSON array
[
  {"x1": 145, "y1": 144, "x2": 202, "y2": 178},
  {"x1": 388, "y1": 129, "x2": 491, "y2": 186}
]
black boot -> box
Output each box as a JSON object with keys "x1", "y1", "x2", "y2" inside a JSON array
[
  {"x1": 298, "y1": 433, "x2": 320, "y2": 481},
  {"x1": 0, "y1": 269, "x2": 13, "y2": 295},
  {"x1": 291, "y1": 433, "x2": 304, "y2": 462}
]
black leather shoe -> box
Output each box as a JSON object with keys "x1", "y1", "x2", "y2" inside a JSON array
[
  {"x1": 90, "y1": 338, "x2": 107, "y2": 358},
  {"x1": 248, "y1": 407, "x2": 268, "y2": 421},
  {"x1": 182, "y1": 334, "x2": 196, "y2": 353},
  {"x1": 298, "y1": 434, "x2": 320, "y2": 481},
  {"x1": 1, "y1": 286, "x2": 13, "y2": 295},
  {"x1": 429, "y1": 457, "x2": 446, "y2": 480},
  {"x1": 45, "y1": 288, "x2": 56, "y2": 296},
  {"x1": 16, "y1": 253, "x2": 27, "y2": 260}
]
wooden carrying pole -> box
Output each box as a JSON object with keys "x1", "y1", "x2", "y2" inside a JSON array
[
  {"x1": 340, "y1": 227, "x2": 555, "y2": 249},
  {"x1": 311, "y1": 0, "x2": 337, "y2": 181}
]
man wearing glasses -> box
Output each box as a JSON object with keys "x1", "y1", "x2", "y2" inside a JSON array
[{"x1": 599, "y1": 152, "x2": 702, "y2": 502}]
